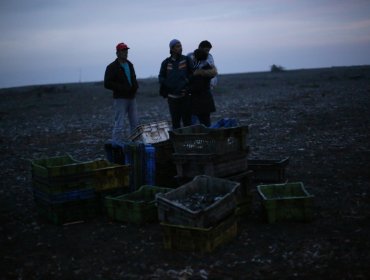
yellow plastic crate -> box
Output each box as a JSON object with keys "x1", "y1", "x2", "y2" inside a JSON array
[
  {"x1": 31, "y1": 155, "x2": 131, "y2": 193},
  {"x1": 161, "y1": 215, "x2": 237, "y2": 253}
]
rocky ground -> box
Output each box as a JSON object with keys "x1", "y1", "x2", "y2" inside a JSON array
[{"x1": 0, "y1": 66, "x2": 369, "y2": 279}]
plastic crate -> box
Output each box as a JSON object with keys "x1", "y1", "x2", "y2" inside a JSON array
[
  {"x1": 156, "y1": 175, "x2": 240, "y2": 228},
  {"x1": 257, "y1": 182, "x2": 314, "y2": 223},
  {"x1": 175, "y1": 170, "x2": 253, "y2": 202},
  {"x1": 95, "y1": 187, "x2": 129, "y2": 214},
  {"x1": 169, "y1": 124, "x2": 248, "y2": 155},
  {"x1": 34, "y1": 197, "x2": 98, "y2": 225},
  {"x1": 225, "y1": 170, "x2": 254, "y2": 200},
  {"x1": 160, "y1": 214, "x2": 237, "y2": 253},
  {"x1": 144, "y1": 145, "x2": 156, "y2": 186},
  {"x1": 105, "y1": 185, "x2": 172, "y2": 224},
  {"x1": 31, "y1": 155, "x2": 131, "y2": 193},
  {"x1": 129, "y1": 120, "x2": 170, "y2": 144},
  {"x1": 147, "y1": 140, "x2": 177, "y2": 187},
  {"x1": 249, "y1": 157, "x2": 289, "y2": 183},
  {"x1": 31, "y1": 154, "x2": 96, "y2": 178},
  {"x1": 151, "y1": 140, "x2": 174, "y2": 164},
  {"x1": 108, "y1": 141, "x2": 155, "y2": 191},
  {"x1": 172, "y1": 151, "x2": 248, "y2": 178},
  {"x1": 33, "y1": 188, "x2": 95, "y2": 204},
  {"x1": 32, "y1": 176, "x2": 93, "y2": 194},
  {"x1": 104, "y1": 141, "x2": 125, "y2": 164},
  {"x1": 91, "y1": 160, "x2": 131, "y2": 191},
  {"x1": 154, "y1": 162, "x2": 178, "y2": 188}
]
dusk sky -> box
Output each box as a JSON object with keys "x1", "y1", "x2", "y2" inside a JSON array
[{"x1": 1, "y1": 0, "x2": 369, "y2": 89}]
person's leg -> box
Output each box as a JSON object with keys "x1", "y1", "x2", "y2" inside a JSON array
[
  {"x1": 168, "y1": 98, "x2": 181, "y2": 129},
  {"x1": 112, "y1": 99, "x2": 125, "y2": 142},
  {"x1": 127, "y1": 98, "x2": 138, "y2": 133},
  {"x1": 196, "y1": 114, "x2": 211, "y2": 127},
  {"x1": 181, "y1": 95, "x2": 192, "y2": 127}
]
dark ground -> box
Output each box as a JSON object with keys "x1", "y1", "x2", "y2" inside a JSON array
[{"x1": 0, "y1": 66, "x2": 369, "y2": 279}]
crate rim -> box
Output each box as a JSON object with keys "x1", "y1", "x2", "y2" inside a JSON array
[
  {"x1": 257, "y1": 182, "x2": 314, "y2": 200},
  {"x1": 155, "y1": 175, "x2": 240, "y2": 215}
]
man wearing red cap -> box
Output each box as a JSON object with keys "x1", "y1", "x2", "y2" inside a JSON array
[{"x1": 104, "y1": 42, "x2": 139, "y2": 143}]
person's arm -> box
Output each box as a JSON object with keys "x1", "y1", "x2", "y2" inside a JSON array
[
  {"x1": 207, "y1": 53, "x2": 215, "y2": 66},
  {"x1": 158, "y1": 59, "x2": 168, "y2": 85},
  {"x1": 158, "y1": 59, "x2": 169, "y2": 97},
  {"x1": 129, "y1": 63, "x2": 139, "y2": 94},
  {"x1": 193, "y1": 65, "x2": 217, "y2": 78}
]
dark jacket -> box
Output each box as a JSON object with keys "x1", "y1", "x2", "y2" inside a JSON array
[
  {"x1": 158, "y1": 55, "x2": 193, "y2": 98},
  {"x1": 190, "y1": 63, "x2": 216, "y2": 115},
  {"x1": 104, "y1": 59, "x2": 139, "y2": 99}
]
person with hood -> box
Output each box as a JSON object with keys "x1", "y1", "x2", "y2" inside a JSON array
[
  {"x1": 197, "y1": 40, "x2": 218, "y2": 90},
  {"x1": 187, "y1": 40, "x2": 218, "y2": 125},
  {"x1": 158, "y1": 39, "x2": 193, "y2": 129},
  {"x1": 104, "y1": 42, "x2": 139, "y2": 143},
  {"x1": 189, "y1": 48, "x2": 217, "y2": 127}
]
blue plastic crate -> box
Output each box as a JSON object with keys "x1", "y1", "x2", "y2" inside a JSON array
[
  {"x1": 144, "y1": 145, "x2": 156, "y2": 186},
  {"x1": 33, "y1": 188, "x2": 95, "y2": 204},
  {"x1": 106, "y1": 141, "x2": 169, "y2": 190}
]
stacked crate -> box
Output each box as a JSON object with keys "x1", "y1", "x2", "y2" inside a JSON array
[
  {"x1": 156, "y1": 175, "x2": 240, "y2": 252},
  {"x1": 129, "y1": 120, "x2": 178, "y2": 188},
  {"x1": 169, "y1": 124, "x2": 249, "y2": 177},
  {"x1": 169, "y1": 124, "x2": 252, "y2": 216},
  {"x1": 104, "y1": 140, "x2": 152, "y2": 191},
  {"x1": 31, "y1": 154, "x2": 130, "y2": 224}
]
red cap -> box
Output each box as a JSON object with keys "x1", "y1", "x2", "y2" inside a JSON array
[{"x1": 116, "y1": 42, "x2": 130, "y2": 51}]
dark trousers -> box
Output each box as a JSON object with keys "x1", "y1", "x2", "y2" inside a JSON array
[
  {"x1": 168, "y1": 95, "x2": 192, "y2": 129},
  {"x1": 196, "y1": 114, "x2": 211, "y2": 127}
]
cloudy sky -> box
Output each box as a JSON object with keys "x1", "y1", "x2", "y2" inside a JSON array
[{"x1": 0, "y1": 0, "x2": 369, "y2": 88}]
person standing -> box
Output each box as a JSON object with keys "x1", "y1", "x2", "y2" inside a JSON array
[
  {"x1": 158, "y1": 39, "x2": 193, "y2": 130},
  {"x1": 189, "y1": 48, "x2": 217, "y2": 127},
  {"x1": 187, "y1": 40, "x2": 218, "y2": 125},
  {"x1": 198, "y1": 40, "x2": 218, "y2": 90},
  {"x1": 104, "y1": 42, "x2": 139, "y2": 143}
]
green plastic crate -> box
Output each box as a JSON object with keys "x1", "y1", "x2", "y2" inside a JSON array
[
  {"x1": 31, "y1": 155, "x2": 131, "y2": 193},
  {"x1": 105, "y1": 185, "x2": 172, "y2": 224},
  {"x1": 257, "y1": 182, "x2": 314, "y2": 223},
  {"x1": 31, "y1": 154, "x2": 96, "y2": 178},
  {"x1": 160, "y1": 214, "x2": 237, "y2": 253}
]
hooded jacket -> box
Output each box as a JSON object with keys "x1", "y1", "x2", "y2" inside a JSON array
[{"x1": 104, "y1": 59, "x2": 139, "y2": 99}]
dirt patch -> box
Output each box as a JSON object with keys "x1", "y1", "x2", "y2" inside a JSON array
[{"x1": 1, "y1": 66, "x2": 370, "y2": 279}]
